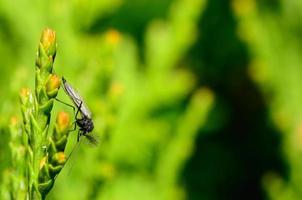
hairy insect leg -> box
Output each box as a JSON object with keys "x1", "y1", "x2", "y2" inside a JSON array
[
  {"x1": 75, "y1": 101, "x2": 83, "y2": 120},
  {"x1": 77, "y1": 130, "x2": 81, "y2": 142},
  {"x1": 66, "y1": 121, "x2": 77, "y2": 133},
  {"x1": 55, "y1": 98, "x2": 84, "y2": 130}
]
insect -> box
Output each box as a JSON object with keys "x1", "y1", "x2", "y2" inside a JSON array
[{"x1": 59, "y1": 77, "x2": 98, "y2": 145}]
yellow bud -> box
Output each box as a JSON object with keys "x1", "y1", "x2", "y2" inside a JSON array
[
  {"x1": 56, "y1": 112, "x2": 70, "y2": 132},
  {"x1": 20, "y1": 87, "x2": 30, "y2": 98},
  {"x1": 10, "y1": 116, "x2": 18, "y2": 126},
  {"x1": 46, "y1": 74, "x2": 60, "y2": 92},
  {"x1": 40, "y1": 28, "x2": 56, "y2": 56},
  {"x1": 106, "y1": 29, "x2": 121, "y2": 45},
  {"x1": 19, "y1": 87, "x2": 32, "y2": 105},
  {"x1": 52, "y1": 152, "x2": 66, "y2": 165}
]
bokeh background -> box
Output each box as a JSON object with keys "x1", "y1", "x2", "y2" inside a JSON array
[{"x1": 1, "y1": 0, "x2": 302, "y2": 199}]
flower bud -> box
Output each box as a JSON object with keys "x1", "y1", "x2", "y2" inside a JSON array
[
  {"x1": 46, "y1": 74, "x2": 60, "y2": 97},
  {"x1": 40, "y1": 28, "x2": 56, "y2": 56},
  {"x1": 51, "y1": 152, "x2": 66, "y2": 165},
  {"x1": 19, "y1": 88, "x2": 32, "y2": 105},
  {"x1": 106, "y1": 29, "x2": 121, "y2": 45},
  {"x1": 20, "y1": 87, "x2": 30, "y2": 97},
  {"x1": 56, "y1": 112, "x2": 70, "y2": 133},
  {"x1": 10, "y1": 116, "x2": 18, "y2": 126}
]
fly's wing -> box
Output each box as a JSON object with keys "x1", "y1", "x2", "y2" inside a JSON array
[
  {"x1": 84, "y1": 133, "x2": 99, "y2": 146},
  {"x1": 62, "y1": 77, "x2": 92, "y2": 118}
]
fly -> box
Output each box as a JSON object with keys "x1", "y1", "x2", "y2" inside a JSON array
[{"x1": 59, "y1": 77, "x2": 98, "y2": 145}]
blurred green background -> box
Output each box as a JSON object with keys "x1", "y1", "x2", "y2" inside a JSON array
[{"x1": 1, "y1": 0, "x2": 302, "y2": 199}]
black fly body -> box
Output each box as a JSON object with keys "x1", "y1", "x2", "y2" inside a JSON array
[{"x1": 60, "y1": 77, "x2": 97, "y2": 145}]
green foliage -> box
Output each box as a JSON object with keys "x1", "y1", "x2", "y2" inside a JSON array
[
  {"x1": 51, "y1": 0, "x2": 213, "y2": 199},
  {"x1": 2, "y1": 0, "x2": 302, "y2": 199},
  {"x1": 0, "y1": 0, "x2": 214, "y2": 200},
  {"x1": 233, "y1": 0, "x2": 302, "y2": 199}
]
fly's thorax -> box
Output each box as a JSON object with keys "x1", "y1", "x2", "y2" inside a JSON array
[{"x1": 76, "y1": 116, "x2": 94, "y2": 133}]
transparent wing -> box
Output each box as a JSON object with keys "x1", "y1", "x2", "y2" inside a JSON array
[
  {"x1": 84, "y1": 133, "x2": 99, "y2": 146},
  {"x1": 62, "y1": 77, "x2": 92, "y2": 118}
]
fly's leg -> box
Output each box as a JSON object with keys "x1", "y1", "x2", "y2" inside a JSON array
[
  {"x1": 73, "y1": 101, "x2": 83, "y2": 137},
  {"x1": 70, "y1": 121, "x2": 77, "y2": 132},
  {"x1": 69, "y1": 101, "x2": 82, "y2": 132},
  {"x1": 77, "y1": 130, "x2": 84, "y2": 142},
  {"x1": 55, "y1": 98, "x2": 76, "y2": 115},
  {"x1": 75, "y1": 101, "x2": 83, "y2": 120},
  {"x1": 55, "y1": 98, "x2": 79, "y2": 132}
]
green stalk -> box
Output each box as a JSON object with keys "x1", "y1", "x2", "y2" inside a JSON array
[
  {"x1": 33, "y1": 28, "x2": 58, "y2": 199},
  {"x1": 17, "y1": 28, "x2": 71, "y2": 199},
  {"x1": 0, "y1": 28, "x2": 77, "y2": 200}
]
